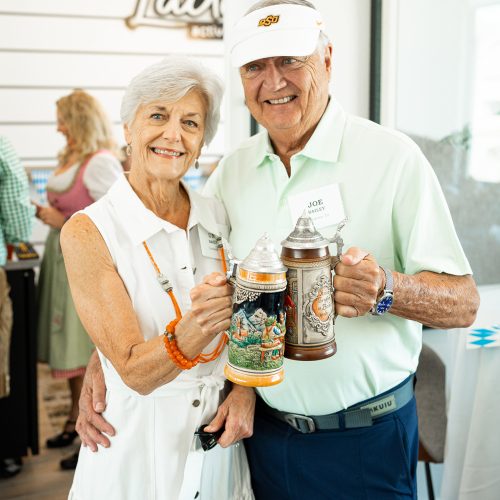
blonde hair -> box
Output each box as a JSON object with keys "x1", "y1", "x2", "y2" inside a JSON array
[{"x1": 57, "y1": 90, "x2": 118, "y2": 166}]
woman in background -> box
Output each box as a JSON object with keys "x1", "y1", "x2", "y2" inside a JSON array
[{"x1": 37, "y1": 90, "x2": 123, "y2": 469}]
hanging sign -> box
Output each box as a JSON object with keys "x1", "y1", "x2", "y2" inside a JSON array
[{"x1": 126, "y1": 0, "x2": 224, "y2": 39}]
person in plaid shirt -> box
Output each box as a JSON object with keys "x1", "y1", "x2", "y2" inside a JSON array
[
  {"x1": 0, "y1": 135, "x2": 35, "y2": 478},
  {"x1": 0, "y1": 136, "x2": 34, "y2": 267}
]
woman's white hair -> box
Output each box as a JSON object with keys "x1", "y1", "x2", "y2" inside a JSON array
[{"x1": 120, "y1": 56, "x2": 224, "y2": 145}]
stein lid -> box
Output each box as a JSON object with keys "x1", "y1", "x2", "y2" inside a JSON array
[
  {"x1": 281, "y1": 210, "x2": 330, "y2": 249},
  {"x1": 239, "y1": 233, "x2": 287, "y2": 275}
]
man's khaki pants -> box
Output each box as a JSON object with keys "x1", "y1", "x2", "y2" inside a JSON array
[{"x1": 0, "y1": 267, "x2": 13, "y2": 398}]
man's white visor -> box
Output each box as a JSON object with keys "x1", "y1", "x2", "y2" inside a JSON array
[{"x1": 229, "y1": 5, "x2": 325, "y2": 68}]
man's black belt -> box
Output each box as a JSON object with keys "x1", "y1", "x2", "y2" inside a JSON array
[{"x1": 259, "y1": 374, "x2": 415, "y2": 434}]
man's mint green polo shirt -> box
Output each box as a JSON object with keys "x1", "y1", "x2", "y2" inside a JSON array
[{"x1": 204, "y1": 99, "x2": 471, "y2": 415}]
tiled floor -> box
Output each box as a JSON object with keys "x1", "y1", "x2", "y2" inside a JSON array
[{"x1": 0, "y1": 364, "x2": 77, "y2": 499}]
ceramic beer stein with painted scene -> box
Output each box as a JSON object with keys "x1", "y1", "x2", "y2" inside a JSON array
[{"x1": 224, "y1": 234, "x2": 287, "y2": 387}]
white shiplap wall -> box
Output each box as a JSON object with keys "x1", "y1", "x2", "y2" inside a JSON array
[
  {"x1": 2, "y1": 0, "x2": 373, "y2": 246},
  {"x1": 0, "y1": 0, "x2": 225, "y2": 168}
]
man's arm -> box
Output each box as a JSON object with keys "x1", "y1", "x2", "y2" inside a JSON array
[
  {"x1": 204, "y1": 384, "x2": 255, "y2": 447},
  {"x1": 334, "y1": 247, "x2": 479, "y2": 328},
  {"x1": 389, "y1": 271, "x2": 478, "y2": 328}
]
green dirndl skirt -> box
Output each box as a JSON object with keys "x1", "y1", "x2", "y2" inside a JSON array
[{"x1": 37, "y1": 229, "x2": 94, "y2": 371}]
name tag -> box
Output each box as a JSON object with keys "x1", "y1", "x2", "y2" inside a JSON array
[
  {"x1": 361, "y1": 395, "x2": 397, "y2": 417},
  {"x1": 198, "y1": 224, "x2": 228, "y2": 260},
  {"x1": 288, "y1": 184, "x2": 346, "y2": 229}
]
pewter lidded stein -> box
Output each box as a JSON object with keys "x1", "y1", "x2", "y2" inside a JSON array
[
  {"x1": 281, "y1": 211, "x2": 346, "y2": 361},
  {"x1": 225, "y1": 234, "x2": 287, "y2": 387}
]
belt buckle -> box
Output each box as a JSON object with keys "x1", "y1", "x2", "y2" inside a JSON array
[{"x1": 283, "y1": 413, "x2": 316, "y2": 433}]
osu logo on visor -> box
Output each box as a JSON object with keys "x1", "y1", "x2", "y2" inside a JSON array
[{"x1": 258, "y1": 15, "x2": 280, "y2": 27}]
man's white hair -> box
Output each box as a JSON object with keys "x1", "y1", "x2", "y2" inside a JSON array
[{"x1": 120, "y1": 56, "x2": 224, "y2": 145}]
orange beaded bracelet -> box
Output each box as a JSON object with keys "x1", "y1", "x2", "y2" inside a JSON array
[
  {"x1": 163, "y1": 323, "x2": 228, "y2": 370},
  {"x1": 143, "y1": 241, "x2": 228, "y2": 370}
]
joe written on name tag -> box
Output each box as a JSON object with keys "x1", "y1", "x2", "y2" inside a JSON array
[{"x1": 287, "y1": 184, "x2": 346, "y2": 230}]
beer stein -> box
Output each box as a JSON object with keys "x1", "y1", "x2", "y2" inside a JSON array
[
  {"x1": 225, "y1": 234, "x2": 287, "y2": 387},
  {"x1": 281, "y1": 211, "x2": 347, "y2": 361}
]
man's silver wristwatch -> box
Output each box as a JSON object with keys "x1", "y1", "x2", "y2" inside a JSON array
[{"x1": 370, "y1": 267, "x2": 394, "y2": 315}]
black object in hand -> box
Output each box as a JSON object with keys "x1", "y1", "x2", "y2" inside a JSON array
[{"x1": 194, "y1": 425, "x2": 224, "y2": 451}]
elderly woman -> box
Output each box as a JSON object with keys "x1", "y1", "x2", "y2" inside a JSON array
[{"x1": 61, "y1": 57, "x2": 254, "y2": 499}]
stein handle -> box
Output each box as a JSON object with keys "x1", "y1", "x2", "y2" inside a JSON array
[
  {"x1": 330, "y1": 264, "x2": 338, "y2": 326},
  {"x1": 328, "y1": 217, "x2": 348, "y2": 266},
  {"x1": 223, "y1": 274, "x2": 238, "y2": 342},
  {"x1": 329, "y1": 218, "x2": 347, "y2": 324},
  {"x1": 330, "y1": 255, "x2": 341, "y2": 269},
  {"x1": 226, "y1": 258, "x2": 241, "y2": 281}
]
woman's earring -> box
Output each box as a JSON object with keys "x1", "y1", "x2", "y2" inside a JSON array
[
  {"x1": 125, "y1": 144, "x2": 132, "y2": 156},
  {"x1": 195, "y1": 159, "x2": 199, "y2": 169}
]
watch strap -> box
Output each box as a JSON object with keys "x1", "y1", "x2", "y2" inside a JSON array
[
  {"x1": 381, "y1": 266, "x2": 393, "y2": 294},
  {"x1": 370, "y1": 267, "x2": 394, "y2": 315}
]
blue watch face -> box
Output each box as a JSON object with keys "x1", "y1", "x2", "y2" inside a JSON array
[{"x1": 376, "y1": 295, "x2": 393, "y2": 314}]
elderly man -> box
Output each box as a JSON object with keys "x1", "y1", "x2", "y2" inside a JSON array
[
  {"x1": 208, "y1": 0, "x2": 478, "y2": 498},
  {"x1": 77, "y1": 1, "x2": 479, "y2": 498}
]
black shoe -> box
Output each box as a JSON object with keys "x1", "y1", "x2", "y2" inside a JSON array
[
  {"x1": 60, "y1": 451, "x2": 79, "y2": 471},
  {"x1": 46, "y1": 420, "x2": 78, "y2": 448},
  {"x1": 0, "y1": 458, "x2": 22, "y2": 479}
]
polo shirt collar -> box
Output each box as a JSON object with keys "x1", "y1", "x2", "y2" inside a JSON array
[
  {"x1": 299, "y1": 97, "x2": 346, "y2": 163},
  {"x1": 253, "y1": 133, "x2": 275, "y2": 168},
  {"x1": 108, "y1": 174, "x2": 220, "y2": 246},
  {"x1": 254, "y1": 97, "x2": 346, "y2": 166}
]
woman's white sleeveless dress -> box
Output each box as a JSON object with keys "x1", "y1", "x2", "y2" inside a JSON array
[{"x1": 69, "y1": 175, "x2": 253, "y2": 500}]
